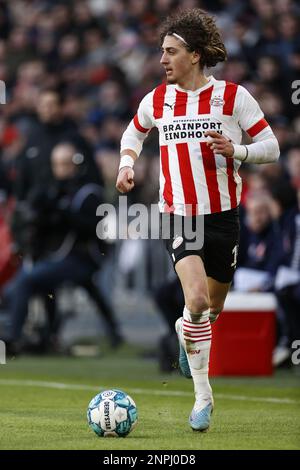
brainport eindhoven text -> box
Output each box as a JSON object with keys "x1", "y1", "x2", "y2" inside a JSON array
[{"x1": 162, "y1": 120, "x2": 222, "y2": 140}]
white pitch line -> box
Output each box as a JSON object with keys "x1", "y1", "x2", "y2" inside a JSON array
[
  {"x1": 0, "y1": 379, "x2": 298, "y2": 405},
  {"x1": 215, "y1": 393, "x2": 297, "y2": 404}
]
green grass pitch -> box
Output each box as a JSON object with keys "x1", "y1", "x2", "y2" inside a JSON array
[{"x1": 0, "y1": 348, "x2": 299, "y2": 450}]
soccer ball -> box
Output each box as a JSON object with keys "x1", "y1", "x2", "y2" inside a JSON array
[{"x1": 87, "y1": 389, "x2": 138, "y2": 437}]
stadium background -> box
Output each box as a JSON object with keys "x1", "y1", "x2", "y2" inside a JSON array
[
  {"x1": 0, "y1": 0, "x2": 299, "y2": 357},
  {"x1": 0, "y1": 0, "x2": 299, "y2": 452}
]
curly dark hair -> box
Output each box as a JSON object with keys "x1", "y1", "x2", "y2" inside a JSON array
[{"x1": 159, "y1": 8, "x2": 227, "y2": 69}]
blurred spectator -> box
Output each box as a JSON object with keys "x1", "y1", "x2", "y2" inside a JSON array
[
  {"x1": 2, "y1": 142, "x2": 122, "y2": 354},
  {"x1": 272, "y1": 196, "x2": 300, "y2": 367},
  {"x1": 269, "y1": 116, "x2": 292, "y2": 157},
  {"x1": 235, "y1": 194, "x2": 281, "y2": 292},
  {"x1": 256, "y1": 55, "x2": 287, "y2": 105},
  {"x1": 268, "y1": 180, "x2": 298, "y2": 361},
  {"x1": 286, "y1": 146, "x2": 300, "y2": 190},
  {"x1": 95, "y1": 148, "x2": 120, "y2": 204},
  {"x1": 14, "y1": 88, "x2": 102, "y2": 203},
  {"x1": 0, "y1": 1, "x2": 11, "y2": 40},
  {"x1": 88, "y1": 80, "x2": 131, "y2": 125},
  {"x1": 0, "y1": 116, "x2": 23, "y2": 195},
  {"x1": 258, "y1": 91, "x2": 284, "y2": 120},
  {"x1": 6, "y1": 26, "x2": 35, "y2": 81},
  {"x1": 277, "y1": 13, "x2": 300, "y2": 66}
]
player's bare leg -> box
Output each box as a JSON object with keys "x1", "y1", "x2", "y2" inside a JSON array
[
  {"x1": 207, "y1": 277, "x2": 231, "y2": 324},
  {"x1": 175, "y1": 255, "x2": 213, "y2": 431}
]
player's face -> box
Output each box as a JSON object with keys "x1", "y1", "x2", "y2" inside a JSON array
[{"x1": 160, "y1": 35, "x2": 195, "y2": 85}]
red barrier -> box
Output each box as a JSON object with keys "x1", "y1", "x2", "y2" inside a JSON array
[{"x1": 209, "y1": 293, "x2": 276, "y2": 376}]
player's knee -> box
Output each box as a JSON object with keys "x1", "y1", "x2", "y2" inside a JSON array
[
  {"x1": 209, "y1": 304, "x2": 224, "y2": 323},
  {"x1": 186, "y1": 293, "x2": 209, "y2": 316},
  {"x1": 210, "y1": 304, "x2": 223, "y2": 316}
]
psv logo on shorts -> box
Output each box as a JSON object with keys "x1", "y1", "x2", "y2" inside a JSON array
[{"x1": 172, "y1": 236, "x2": 184, "y2": 250}]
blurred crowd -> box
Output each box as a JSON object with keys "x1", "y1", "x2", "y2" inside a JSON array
[{"x1": 0, "y1": 0, "x2": 299, "y2": 364}]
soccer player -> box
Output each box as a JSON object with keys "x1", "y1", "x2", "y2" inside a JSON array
[{"x1": 116, "y1": 9, "x2": 280, "y2": 431}]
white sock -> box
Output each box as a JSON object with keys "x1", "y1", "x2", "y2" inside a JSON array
[{"x1": 183, "y1": 306, "x2": 212, "y2": 401}]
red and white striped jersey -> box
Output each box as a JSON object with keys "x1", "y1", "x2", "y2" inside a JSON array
[{"x1": 121, "y1": 76, "x2": 273, "y2": 215}]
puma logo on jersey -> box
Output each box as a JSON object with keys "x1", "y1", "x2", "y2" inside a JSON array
[{"x1": 164, "y1": 102, "x2": 175, "y2": 110}]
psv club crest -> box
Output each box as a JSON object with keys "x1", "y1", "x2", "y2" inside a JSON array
[{"x1": 210, "y1": 96, "x2": 225, "y2": 107}]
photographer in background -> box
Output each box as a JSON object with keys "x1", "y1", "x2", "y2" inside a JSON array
[{"x1": 3, "y1": 142, "x2": 122, "y2": 354}]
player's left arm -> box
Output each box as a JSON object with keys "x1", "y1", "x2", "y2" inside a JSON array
[{"x1": 205, "y1": 85, "x2": 280, "y2": 164}]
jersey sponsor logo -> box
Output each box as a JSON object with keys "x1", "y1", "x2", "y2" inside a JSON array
[
  {"x1": 210, "y1": 96, "x2": 225, "y2": 107},
  {"x1": 172, "y1": 236, "x2": 184, "y2": 250},
  {"x1": 162, "y1": 120, "x2": 222, "y2": 141}
]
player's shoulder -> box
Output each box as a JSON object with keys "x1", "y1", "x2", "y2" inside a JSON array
[
  {"x1": 139, "y1": 82, "x2": 174, "y2": 107},
  {"x1": 138, "y1": 84, "x2": 164, "y2": 105},
  {"x1": 214, "y1": 78, "x2": 258, "y2": 108},
  {"x1": 139, "y1": 89, "x2": 154, "y2": 104},
  {"x1": 212, "y1": 77, "x2": 248, "y2": 94},
  {"x1": 212, "y1": 78, "x2": 243, "y2": 95},
  {"x1": 234, "y1": 83, "x2": 256, "y2": 100},
  {"x1": 151, "y1": 82, "x2": 174, "y2": 97}
]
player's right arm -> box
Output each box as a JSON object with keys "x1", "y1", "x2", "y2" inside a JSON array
[
  {"x1": 116, "y1": 93, "x2": 154, "y2": 194},
  {"x1": 116, "y1": 149, "x2": 137, "y2": 194}
]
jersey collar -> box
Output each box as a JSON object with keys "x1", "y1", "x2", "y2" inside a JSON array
[{"x1": 175, "y1": 76, "x2": 215, "y2": 95}]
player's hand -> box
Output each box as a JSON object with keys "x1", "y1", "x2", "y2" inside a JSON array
[
  {"x1": 204, "y1": 130, "x2": 234, "y2": 158},
  {"x1": 116, "y1": 167, "x2": 135, "y2": 193}
]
